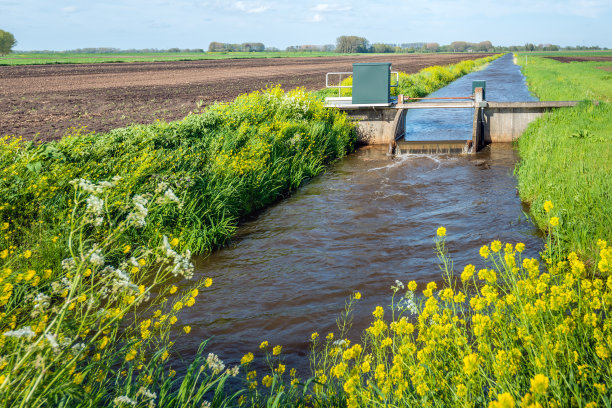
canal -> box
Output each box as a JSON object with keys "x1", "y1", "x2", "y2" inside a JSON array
[{"x1": 176, "y1": 53, "x2": 542, "y2": 376}]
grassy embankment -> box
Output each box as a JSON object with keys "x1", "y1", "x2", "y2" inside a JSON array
[
  {"x1": 0, "y1": 54, "x2": 532, "y2": 406},
  {"x1": 514, "y1": 55, "x2": 612, "y2": 260}
]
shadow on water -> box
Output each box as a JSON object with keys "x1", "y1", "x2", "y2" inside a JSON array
[{"x1": 175, "y1": 54, "x2": 542, "y2": 376}]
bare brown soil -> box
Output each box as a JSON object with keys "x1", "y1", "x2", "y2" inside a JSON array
[
  {"x1": 0, "y1": 53, "x2": 493, "y2": 141},
  {"x1": 595, "y1": 66, "x2": 612, "y2": 71},
  {"x1": 545, "y1": 56, "x2": 612, "y2": 63}
]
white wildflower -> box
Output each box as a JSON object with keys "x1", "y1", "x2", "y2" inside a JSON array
[
  {"x1": 154, "y1": 182, "x2": 168, "y2": 194},
  {"x1": 206, "y1": 353, "x2": 225, "y2": 375},
  {"x1": 226, "y1": 366, "x2": 240, "y2": 377},
  {"x1": 397, "y1": 291, "x2": 418, "y2": 315},
  {"x1": 45, "y1": 333, "x2": 59, "y2": 350},
  {"x1": 86, "y1": 195, "x2": 104, "y2": 215},
  {"x1": 31, "y1": 292, "x2": 51, "y2": 317},
  {"x1": 113, "y1": 396, "x2": 137, "y2": 406},
  {"x1": 137, "y1": 387, "x2": 157, "y2": 400},
  {"x1": 61, "y1": 257, "x2": 76, "y2": 270},
  {"x1": 200, "y1": 401, "x2": 211, "y2": 408},
  {"x1": 3, "y1": 327, "x2": 36, "y2": 339},
  {"x1": 392, "y1": 280, "x2": 405, "y2": 291},
  {"x1": 90, "y1": 249, "x2": 105, "y2": 267},
  {"x1": 127, "y1": 195, "x2": 148, "y2": 228},
  {"x1": 333, "y1": 339, "x2": 348, "y2": 347}
]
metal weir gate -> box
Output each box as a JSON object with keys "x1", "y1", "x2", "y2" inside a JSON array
[{"x1": 324, "y1": 63, "x2": 578, "y2": 154}]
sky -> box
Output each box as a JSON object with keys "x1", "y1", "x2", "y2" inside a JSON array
[{"x1": 1, "y1": 0, "x2": 611, "y2": 51}]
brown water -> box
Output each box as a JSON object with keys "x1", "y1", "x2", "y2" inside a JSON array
[
  {"x1": 175, "y1": 54, "x2": 542, "y2": 374},
  {"x1": 176, "y1": 145, "x2": 541, "y2": 374}
]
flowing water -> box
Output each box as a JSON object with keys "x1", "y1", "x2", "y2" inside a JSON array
[
  {"x1": 404, "y1": 53, "x2": 537, "y2": 141},
  {"x1": 176, "y1": 54, "x2": 541, "y2": 375}
]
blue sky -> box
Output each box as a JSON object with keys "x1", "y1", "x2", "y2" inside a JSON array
[{"x1": 1, "y1": 0, "x2": 611, "y2": 50}]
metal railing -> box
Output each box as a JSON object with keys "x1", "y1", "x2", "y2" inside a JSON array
[{"x1": 325, "y1": 71, "x2": 400, "y2": 97}]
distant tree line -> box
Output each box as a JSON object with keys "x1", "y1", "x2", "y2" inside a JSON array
[
  {"x1": 208, "y1": 42, "x2": 265, "y2": 52},
  {"x1": 331, "y1": 37, "x2": 606, "y2": 53},
  {"x1": 17, "y1": 47, "x2": 206, "y2": 54}
]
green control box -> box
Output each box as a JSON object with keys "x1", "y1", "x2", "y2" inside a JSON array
[
  {"x1": 472, "y1": 80, "x2": 486, "y2": 100},
  {"x1": 352, "y1": 63, "x2": 391, "y2": 104}
]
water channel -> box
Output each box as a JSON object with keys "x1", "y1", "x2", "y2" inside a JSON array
[{"x1": 176, "y1": 54, "x2": 542, "y2": 375}]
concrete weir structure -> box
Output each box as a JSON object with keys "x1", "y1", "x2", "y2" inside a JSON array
[
  {"x1": 324, "y1": 63, "x2": 578, "y2": 153},
  {"x1": 325, "y1": 91, "x2": 579, "y2": 152}
]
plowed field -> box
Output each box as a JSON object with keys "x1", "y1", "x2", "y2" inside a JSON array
[{"x1": 0, "y1": 53, "x2": 493, "y2": 140}]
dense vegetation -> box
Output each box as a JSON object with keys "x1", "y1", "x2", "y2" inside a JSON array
[
  {"x1": 0, "y1": 87, "x2": 356, "y2": 405},
  {"x1": 515, "y1": 55, "x2": 612, "y2": 260}
]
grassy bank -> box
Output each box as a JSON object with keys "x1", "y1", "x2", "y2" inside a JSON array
[
  {"x1": 515, "y1": 55, "x2": 612, "y2": 259},
  {"x1": 0, "y1": 86, "x2": 356, "y2": 405}
]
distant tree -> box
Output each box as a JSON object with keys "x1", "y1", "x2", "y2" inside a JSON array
[
  {"x1": 336, "y1": 36, "x2": 369, "y2": 53},
  {"x1": 371, "y1": 43, "x2": 394, "y2": 53},
  {"x1": 450, "y1": 41, "x2": 469, "y2": 52},
  {"x1": 322, "y1": 44, "x2": 335, "y2": 52},
  {"x1": 425, "y1": 42, "x2": 439, "y2": 52},
  {"x1": 0, "y1": 29, "x2": 17, "y2": 56},
  {"x1": 208, "y1": 42, "x2": 226, "y2": 52},
  {"x1": 475, "y1": 41, "x2": 492, "y2": 52},
  {"x1": 243, "y1": 42, "x2": 265, "y2": 52},
  {"x1": 524, "y1": 43, "x2": 535, "y2": 51}
]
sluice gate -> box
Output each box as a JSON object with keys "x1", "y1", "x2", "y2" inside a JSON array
[{"x1": 325, "y1": 63, "x2": 579, "y2": 153}]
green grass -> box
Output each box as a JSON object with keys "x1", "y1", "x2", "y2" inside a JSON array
[
  {"x1": 515, "y1": 55, "x2": 612, "y2": 260},
  {"x1": 0, "y1": 51, "x2": 346, "y2": 66},
  {"x1": 521, "y1": 51, "x2": 612, "y2": 57}
]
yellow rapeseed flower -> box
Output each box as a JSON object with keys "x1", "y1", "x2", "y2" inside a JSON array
[
  {"x1": 23, "y1": 250, "x2": 32, "y2": 259},
  {"x1": 479, "y1": 245, "x2": 490, "y2": 259},
  {"x1": 373, "y1": 306, "x2": 384, "y2": 319},
  {"x1": 183, "y1": 325, "x2": 191, "y2": 334},
  {"x1": 311, "y1": 332, "x2": 319, "y2": 340},
  {"x1": 125, "y1": 349, "x2": 137, "y2": 362},
  {"x1": 437, "y1": 226, "x2": 446, "y2": 237},
  {"x1": 516, "y1": 242, "x2": 525, "y2": 253},
  {"x1": 544, "y1": 200, "x2": 553, "y2": 213},
  {"x1": 241, "y1": 352, "x2": 254, "y2": 365},
  {"x1": 123, "y1": 245, "x2": 131, "y2": 253},
  {"x1": 550, "y1": 217, "x2": 559, "y2": 227},
  {"x1": 530, "y1": 374, "x2": 549, "y2": 395},
  {"x1": 169, "y1": 285, "x2": 178, "y2": 294},
  {"x1": 354, "y1": 291, "x2": 361, "y2": 300},
  {"x1": 0, "y1": 249, "x2": 7, "y2": 259},
  {"x1": 489, "y1": 392, "x2": 515, "y2": 408},
  {"x1": 170, "y1": 238, "x2": 179, "y2": 247},
  {"x1": 262, "y1": 375, "x2": 273, "y2": 387},
  {"x1": 408, "y1": 280, "x2": 417, "y2": 291},
  {"x1": 273, "y1": 345, "x2": 282, "y2": 356},
  {"x1": 204, "y1": 278, "x2": 213, "y2": 287},
  {"x1": 491, "y1": 240, "x2": 502, "y2": 253},
  {"x1": 463, "y1": 353, "x2": 479, "y2": 376},
  {"x1": 259, "y1": 341, "x2": 268, "y2": 349}
]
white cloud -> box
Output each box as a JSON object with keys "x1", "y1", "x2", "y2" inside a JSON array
[
  {"x1": 308, "y1": 13, "x2": 324, "y2": 22},
  {"x1": 312, "y1": 3, "x2": 351, "y2": 12},
  {"x1": 61, "y1": 5, "x2": 78, "y2": 13},
  {"x1": 234, "y1": 1, "x2": 270, "y2": 13}
]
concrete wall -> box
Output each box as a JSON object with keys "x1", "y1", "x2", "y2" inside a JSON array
[
  {"x1": 482, "y1": 102, "x2": 578, "y2": 143},
  {"x1": 343, "y1": 108, "x2": 404, "y2": 145}
]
